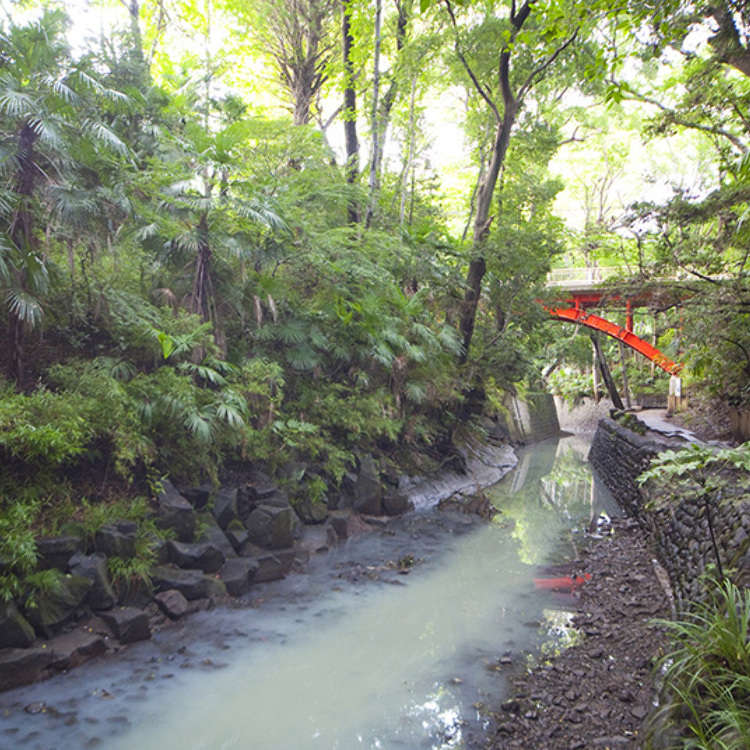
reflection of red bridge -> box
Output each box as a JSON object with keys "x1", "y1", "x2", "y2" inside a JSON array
[{"x1": 544, "y1": 268, "x2": 684, "y2": 377}]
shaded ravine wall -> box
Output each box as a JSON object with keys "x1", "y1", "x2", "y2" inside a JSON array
[{"x1": 590, "y1": 418, "x2": 750, "y2": 608}]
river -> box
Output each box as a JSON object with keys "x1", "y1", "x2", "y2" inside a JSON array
[{"x1": 0, "y1": 435, "x2": 619, "y2": 750}]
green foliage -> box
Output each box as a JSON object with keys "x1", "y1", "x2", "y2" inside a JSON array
[
  {"x1": 548, "y1": 367, "x2": 597, "y2": 406},
  {"x1": 0, "y1": 379, "x2": 94, "y2": 465},
  {"x1": 0, "y1": 499, "x2": 39, "y2": 602},
  {"x1": 647, "y1": 579, "x2": 750, "y2": 750},
  {"x1": 638, "y1": 444, "x2": 750, "y2": 503}
]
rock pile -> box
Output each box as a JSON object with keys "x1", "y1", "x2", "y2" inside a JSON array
[{"x1": 0, "y1": 457, "x2": 414, "y2": 692}]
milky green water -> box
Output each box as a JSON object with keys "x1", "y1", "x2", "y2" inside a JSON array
[{"x1": 0, "y1": 436, "x2": 617, "y2": 750}]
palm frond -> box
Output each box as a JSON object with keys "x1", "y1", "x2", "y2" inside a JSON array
[
  {"x1": 5, "y1": 288, "x2": 43, "y2": 327},
  {"x1": 80, "y1": 119, "x2": 129, "y2": 156},
  {"x1": 0, "y1": 85, "x2": 35, "y2": 118}
]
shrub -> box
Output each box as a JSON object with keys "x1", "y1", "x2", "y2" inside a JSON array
[{"x1": 647, "y1": 580, "x2": 750, "y2": 750}]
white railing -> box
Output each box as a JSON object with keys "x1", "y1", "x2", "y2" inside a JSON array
[{"x1": 545, "y1": 266, "x2": 627, "y2": 288}]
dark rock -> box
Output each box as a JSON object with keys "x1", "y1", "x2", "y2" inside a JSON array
[
  {"x1": 24, "y1": 574, "x2": 92, "y2": 636},
  {"x1": 68, "y1": 553, "x2": 116, "y2": 611},
  {"x1": 94, "y1": 522, "x2": 137, "y2": 559},
  {"x1": 328, "y1": 510, "x2": 372, "y2": 540},
  {"x1": 35, "y1": 536, "x2": 84, "y2": 571},
  {"x1": 238, "y1": 471, "x2": 278, "y2": 519},
  {"x1": 219, "y1": 558, "x2": 259, "y2": 596},
  {"x1": 225, "y1": 526, "x2": 249, "y2": 554},
  {"x1": 211, "y1": 488, "x2": 239, "y2": 529},
  {"x1": 352, "y1": 454, "x2": 382, "y2": 515},
  {"x1": 0, "y1": 647, "x2": 54, "y2": 691},
  {"x1": 245, "y1": 504, "x2": 295, "y2": 549},
  {"x1": 382, "y1": 491, "x2": 413, "y2": 516},
  {"x1": 248, "y1": 549, "x2": 295, "y2": 582},
  {"x1": 49, "y1": 629, "x2": 107, "y2": 670},
  {"x1": 157, "y1": 480, "x2": 196, "y2": 542},
  {"x1": 181, "y1": 483, "x2": 213, "y2": 510},
  {"x1": 167, "y1": 540, "x2": 225, "y2": 573},
  {"x1": 150, "y1": 565, "x2": 227, "y2": 601},
  {"x1": 100, "y1": 607, "x2": 151, "y2": 644},
  {"x1": 294, "y1": 497, "x2": 328, "y2": 524},
  {"x1": 0, "y1": 600, "x2": 36, "y2": 648},
  {"x1": 154, "y1": 589, "x2": 189, "y2": 620},
  {"x1": 195, "y1": 514, "x2": 237, "y2": 560}
]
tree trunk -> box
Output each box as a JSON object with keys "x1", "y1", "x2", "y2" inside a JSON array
[
  {"x1": 591, "y1": 333, "x2": 624, "y2": 410},
  {"x1": 371, "y1": 0, "x2": 411, "y2": 195},
  {"x1": 192, "y1": 213, "x2": 213, "y2": 323},
  {"x1": 365, "y1": 0, "x2": 383, "y2": 228},
  {"x1": 342, "y1": 0, "x2": 359, "y2": 224},
  {"x1": 618, "y1": 340, "x2": 632, "y2": 408},
  {"x1": 458, "y1": 106, "x2": 516, "y2": 363}
]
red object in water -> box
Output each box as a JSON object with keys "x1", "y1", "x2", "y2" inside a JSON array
[{"x1": 533, "y1": 573, "x2": 591, "y2": 592}]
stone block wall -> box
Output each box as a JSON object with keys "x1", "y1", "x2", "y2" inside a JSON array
[
  {"x1": 588, "y1": 418, "x2": 669, "y2": 517},
  {"x1": 589, "y1": 418, "x2": 750, "y2": 609}
]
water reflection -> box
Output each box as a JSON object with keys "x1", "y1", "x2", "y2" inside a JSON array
[
  {"x1": 0, "y1": 436, "x2": 617, "y2": 750},
  {"x1": 490, "y1": 437, "x2": 620, "y2": 566}
]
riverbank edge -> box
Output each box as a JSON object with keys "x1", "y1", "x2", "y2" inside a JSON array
[
  {"x1": 486, "y1": 515, "x2": 670, "y2": 750},
  {"x1": 0, "y1": 441, "x2": 520, "y2": 695}
]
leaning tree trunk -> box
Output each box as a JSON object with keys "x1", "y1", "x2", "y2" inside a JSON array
[
  {"x1": 458, "y1": 103, "x2": 516, "y2": 364},
  {"x1": 342, "y1": 0, "x2": 359, "y2": 224}
]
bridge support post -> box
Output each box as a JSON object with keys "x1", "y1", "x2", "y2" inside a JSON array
[{"x1": 590, "y1": 333, "x2": 624, "y2": 411}]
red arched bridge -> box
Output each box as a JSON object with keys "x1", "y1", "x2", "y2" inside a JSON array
[{"x1": 543, "y1": 267, "x2": 684, "y2": 377}]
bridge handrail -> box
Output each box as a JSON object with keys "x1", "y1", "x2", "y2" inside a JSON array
[{"x1": 546, "y1": 266, "x2": 627, "y2": 284}]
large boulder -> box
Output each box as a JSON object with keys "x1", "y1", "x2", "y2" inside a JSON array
[
  {"x1": 211, "y1": 488, "x2": 239, "y2": 529},
  {"x1": 157, "y1": 480, "x2": 196, "y2": 542},
  {"x1": 237, "y1": 470, "x2": 278, "y2": 520},
  {"x1": 195, "y1": 514, "x2": 237, "y2": 560},
  {"x1": 0, "y1": 647, "x2": 53, "y2": 692},
  {"x1": 35, "y1": 535, "x2": 84, "y2": 571},
  {"x1": 23, "y1": 574, "x2": 92, "y2": 637},
  {"x1": 100, "y1": 606, "x2": 151, "y2": 644},
  {"x1": 294, "y1": 497, "x2": 328, "y2": 525},
  {"x1": 167, "y1": 540, "x2": 225, "y2": 573},
  {"x1": 150, "y1": 565, "x2": 227, "y2": 601},
  {"x1": 219, "y1": 558, "x2": 259, "y2": 596},
  {"x1": 180, "y1": 483, "x2": 213, "y2": 510},
  {"x1": 0, "y1": 600, "x2": 36, "y2": 648},
  {"x1": 154, "y1": 589, "x2": 189, "y2": 620},
  {"x1": 245, "y1": 548, "x2": 295, "y2": 583},
  {"x1": 245, "y1": 505, "x2": 295, "y2": 549},
  {"x1": 94, "y1": 521, "x2": 137, "y2": 558},
  {"x1": 49, "y1": 629, "x2": 107, "y2": 670},
  {"x1": 68, "y1": 552, "x2": 116, "y2": 611},
  {"x1": 225, "y1": 523, "x2": 249, "y2": 554},
  {"x1": 352, "y1": 454, "x2": 382, "y2": 515},
  {"x1": 382, "y1": 491, "x2": 413, "y2": 516},
  {"x1": 328, "y1": 510, "x2": 373, "y2": 540}
]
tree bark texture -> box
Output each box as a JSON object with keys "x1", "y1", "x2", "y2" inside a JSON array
[
  {"x1": 591, "y1": 333, "x2": 624, "y2": 411},
  {"x1": 342, "y1": 0, "x2": 359, "y2": 224}
]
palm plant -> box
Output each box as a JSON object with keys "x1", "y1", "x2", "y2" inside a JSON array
[
  {"x1": 140, "y1": 117, "x2": 285, "y2": 351},
  {"x1": 0, "y1": 9, "x2": 128, "y2": 384}
]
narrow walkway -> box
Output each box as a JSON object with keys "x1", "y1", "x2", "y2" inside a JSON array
[{"x1": 636, "y1": 408, "x2": 703, "y2": 443}]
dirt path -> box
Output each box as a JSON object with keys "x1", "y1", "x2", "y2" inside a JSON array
[{"x1": 486, "y1": 517, "x2": 670, "y2": 750}]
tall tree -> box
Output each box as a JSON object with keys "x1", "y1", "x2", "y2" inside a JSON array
[
  {"x1": 440, "y1": 0, "x2": 581, "y2": 362},
  {"x1": 227, "y1": 0, "x2": 339, "y2": 126},
  {"x1": 0, "y1": 9, "x2": 128, "y2": 385},
  {"x1": 342, "y1": 0, "x2": 360, "y2": 223}
]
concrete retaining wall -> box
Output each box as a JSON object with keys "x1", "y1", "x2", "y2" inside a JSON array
[
  {"x1": 589, "y1": 418, "x2": 750, "y2": 608},
  {"x1": 501, "y1": 392, "x2": 560, "y2": 443}
]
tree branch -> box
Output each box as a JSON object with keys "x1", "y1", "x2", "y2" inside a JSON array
[
  {"x1": 442, "y1": 0, "x2": 501, "y2": 121},
  {"x1": 518, "y1": 28, "x2": 579, "y2": 102}
]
